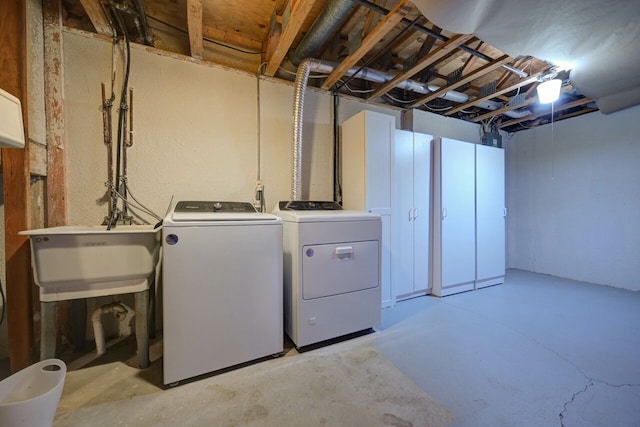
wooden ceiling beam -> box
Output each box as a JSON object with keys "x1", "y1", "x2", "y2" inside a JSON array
[
  {"x1": 187, "y1": 0, "x2": 203, "y2": 59},
  {"x1": 416, "y1": 24, "x2": 441, "y2": 57},
  {"x1": 444, "y1": 73, "x2": 541, "y2": 116},
  {"x1": 369, "y1": 33, "x2": 473, "y2": 100},
  {"x1": 408, "y1": 54, "x2": 511, "y2": 108},
  {"x1": 79, "y1": 0, "x2": 113, "y2": 37},
  {"x1": 321, "y1": 0, "x2": 413, "y2": 90},
  {"x1": 472, "y1": 84, "x2": 574, "y2": 122},
  {"x1": 264, "y1": 0, "x2": 316, "y2": 77},
  {"x1": 499, "y1": 96, "x2": 593, "y2": 128}
]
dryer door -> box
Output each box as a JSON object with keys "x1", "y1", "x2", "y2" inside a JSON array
[{"x1": 302, "y1": 240, "x2": 379, "y2": 300}]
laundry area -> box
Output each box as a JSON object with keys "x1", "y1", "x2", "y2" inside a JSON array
[{"x1": 1, "y1": 1, "x2": 640, "y2": 426}]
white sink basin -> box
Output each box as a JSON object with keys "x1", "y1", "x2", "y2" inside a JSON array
[{"x1": 19, "y1": 225, "x2": 162, "y2": 302}]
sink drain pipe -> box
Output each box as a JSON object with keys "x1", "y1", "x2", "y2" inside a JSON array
[{"x1": 91, "y1": 302, "x2": 135, "y2": 355}]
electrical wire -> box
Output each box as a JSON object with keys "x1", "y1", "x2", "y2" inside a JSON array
[
  {"x1": 278, "y1": 66, "x2": 329, "y2": 79},
  {"x1": 147, "y1": 15, "x2": 264, "y2": 55},
  {"x1": 423, "y1": 103, "x2": 453, "y2": 112},
  {"x1": 384, "y1": 92, "x2": 416, "y2": 104},
  {"x1": 341, "y1": 81, "x2": 375, "y2": 94}
]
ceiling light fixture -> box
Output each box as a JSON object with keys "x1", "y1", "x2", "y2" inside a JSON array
[{"x1": 537, "y1": 74, "x2": 562, "y2": 104}]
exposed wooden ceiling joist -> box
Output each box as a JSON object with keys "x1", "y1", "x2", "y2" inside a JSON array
[
  {"x1": 321, "y1": 0, "x2": 413, "y2": 90},
  {"x1": 187, "y1": 0, "x2": 203, "y2": 59},
  {"x1": 61, "y1": 0, "x2": 601, "y2": 131},
  {"x1": 369, "y1": 33, "x2": 474, "y2": 100},
  {"x1": 264, "y1": 0, "x2": 316, "y2": 77},
  {"x1": 499, "y1": 96, "x2": 593, "y2": 129},
  {"x1": 444, "y1": 73, "x2": 542, "y2": 116},
  {"x1": 79, "y1": 0, "x2": 113, "y2": 36},
  {"x1": 408, "y1": 54, "x2": 511, "y2": 108},
  {"x1": 472, "y1": 84, "x2": 574, "y2": 122}
]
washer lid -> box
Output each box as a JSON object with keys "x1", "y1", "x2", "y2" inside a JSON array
[{"x1": 170, "y1": 201, "x2": 280, "y2": 222}]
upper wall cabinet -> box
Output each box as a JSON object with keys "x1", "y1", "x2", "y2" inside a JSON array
[
  {"x1": 342, "y1": 110, "x2": 396, "y2": 308},
  {"x1": 393, "y1": 129, "x2": 431, "y2": 300}
]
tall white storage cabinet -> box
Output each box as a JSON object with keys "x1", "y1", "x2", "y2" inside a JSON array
[
  {"x1": 431, "y1": 137, "x2": 506, "y2": 296},
  {"x1": 342, "y1": 110, "x2": 395, "y2": 307},
  {"x1": 475, "y1": 144, "x2": 506, "y2": 288},
  {"x1": 393, "y1": 129, "x2": 431, "y2": 299},
  {"x1": 431, "y1": 137, "x2": 477, "y2": 296}
]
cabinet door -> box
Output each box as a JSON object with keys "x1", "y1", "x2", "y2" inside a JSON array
[
  {"x1": 476, "y1": 144, "x2": 505, "y2": 284},
  {"x1": 364, "y1": 112, "x2": 395, "y2": 211},
  {"x1": 441, "y1": 138, "x2": 476, "y2": 288},
  {"x1": 413, "y1": 132, "x2": 431, "y2": 292},
  {"x1": 393, "y1": 129, "x2": 415, "y2": 297}
]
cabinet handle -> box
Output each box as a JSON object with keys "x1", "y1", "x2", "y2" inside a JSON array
[
  {"x1": 442, "y1": 208, "x2": 447, "y2": 219},
  {"x1": 413, "y1": 208, "x2": 419, "y2": 220},
  {"x1": 503, "y1": 208, "x2": 507, "y2": 217},
  {"x1": 408, "y1": 209, "x2": 413, "y2": 221}
]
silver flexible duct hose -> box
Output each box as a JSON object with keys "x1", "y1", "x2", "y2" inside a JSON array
[{"x1": 291, "y1": 58, "x2": 318, "y2": 201}]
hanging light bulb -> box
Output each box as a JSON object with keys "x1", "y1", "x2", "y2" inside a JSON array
[{"x1": 537, "y1": 78, "x2": 562, "y2": 104}]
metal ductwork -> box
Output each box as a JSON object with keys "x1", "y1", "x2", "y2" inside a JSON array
[
  {"x1": 309, "y1": 59, "x2": 531, "y2": 118},
  {"x1": 289, "y1": 0, "x2": 354, "y2": 66},
  {"x1": 289, "y1": 58, "x2": 529, "y2": 201}
]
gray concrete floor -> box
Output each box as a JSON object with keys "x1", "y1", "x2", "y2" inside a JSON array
[
  {"x1": 375, "y1": 269, "x2": 640, "y2": 426},
  {"x1": 3, "y1": 269, "x2": 639, "y2": 426}
]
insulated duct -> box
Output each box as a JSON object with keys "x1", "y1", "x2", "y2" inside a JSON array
[{"x1": 290, "y1": 0, "x2": 354, "y2": 66}]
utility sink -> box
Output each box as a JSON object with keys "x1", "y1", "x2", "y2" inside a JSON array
[{"x1": 19, "y1": 225, "x2": 162, "y2": 302}]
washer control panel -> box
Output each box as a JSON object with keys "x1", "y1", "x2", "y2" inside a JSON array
[
  {"x1": 174, "y1": 201, "x2": 257, "y2": 213},
  {"x1": 279, "y1": 201, "x2": 343, "y2": 211}
]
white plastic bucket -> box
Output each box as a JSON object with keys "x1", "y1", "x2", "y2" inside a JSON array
[{"x1": 0, "y1": 359, "x2": 66, "y2": 427}]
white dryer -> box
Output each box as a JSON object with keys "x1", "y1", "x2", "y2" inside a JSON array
[
  {"x1": 273, "y1": 201, "x2": 381, "y2": 348},
  {"x1": 162, "y1": 201, "x2": 283, "y2": 385}
]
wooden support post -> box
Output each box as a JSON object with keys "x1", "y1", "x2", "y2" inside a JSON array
[
  {"x1": 1, "y1": 0, "x2": 34, "y2": 372},
  {"x1": 44, "y1": 0, "x2": 68, "y2": 228},
  {"x1": 43, "y1": 0, "x2": 71, "y2": 358}
]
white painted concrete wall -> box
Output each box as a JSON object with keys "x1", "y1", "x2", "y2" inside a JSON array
[
  {"x1": 63, "y1": 30, "x2": 339, "y2": 224},
  {"x1": 505, "y1": 105, "x2": 640, "y2": 290}
]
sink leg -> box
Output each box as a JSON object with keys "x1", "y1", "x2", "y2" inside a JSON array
[
  {"x1": 148, "y1": 273, "x2": 156, "y2": 339},
  {"x1": 40, "y1": 301, "x2": 57, "y2": 360},
  {"x1": 134, "y1": 290, "x2": 149, "y2": 369},
  {"x1": 71, "y1": 299, "x2": 87, "y2": 352}
]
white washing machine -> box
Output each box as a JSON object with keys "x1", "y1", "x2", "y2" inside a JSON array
[
  {"x1": 273, "y1": 201, "x2": 381, "y2": 348},
  {"x1": 162, "y1": 201, "x2": 283, "y2": 385}
]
